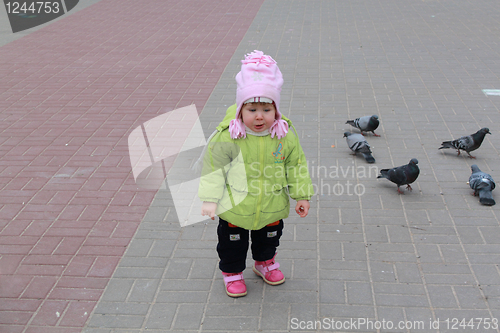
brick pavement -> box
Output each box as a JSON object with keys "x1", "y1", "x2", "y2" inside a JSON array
[
  {"x1": 0, "y1": 0, "x2": 263, "y2": 332},
  {"x1": 2, "y1": 0, "x2": 500, "y2": 332},
  {"x1": 0, "y1": 0, "x2": 105, "y2": 47}
]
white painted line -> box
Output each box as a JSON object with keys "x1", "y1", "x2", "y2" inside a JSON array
[{"x1": 482, "y1": 89, "x2": 500, "y2": 96}]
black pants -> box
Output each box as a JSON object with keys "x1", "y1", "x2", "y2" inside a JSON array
[{"x1": 216, "y1": 217, "x2": 284, "y2": 273}]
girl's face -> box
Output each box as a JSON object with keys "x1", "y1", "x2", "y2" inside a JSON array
[{"x1": 240, "y1": 102, "x2": 276, "y2": 133}]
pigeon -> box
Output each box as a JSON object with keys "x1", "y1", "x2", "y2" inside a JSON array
[
  {"x1": 469, "y1": 164, "x2": 495, "y2": 206},
  {"x1": 343, "y1": 132, "x2": 375, "y2": 163},
  {"x1": 346, "y1": 115, "x2": 380, "y2": 136},
  {"x1": 439, "y1": 128, "x2": 491, "y2": 158},
  {"x1": 377, "y1": 158, "x2": 419, "y2": 194}
]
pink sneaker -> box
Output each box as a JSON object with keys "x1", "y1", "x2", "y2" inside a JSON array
[
  {"x1": 253, "y1": 254, "x2": 285, "y2": 285},
  {"x1": 222, "y1": 272, "x2": 247, "y2": 297}
]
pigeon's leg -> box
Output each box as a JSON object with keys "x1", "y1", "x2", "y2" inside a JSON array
[
  {"x1": 397, "y1": 187, "x2": 405, "y2": 194},
  {"x1": 456, "y1": 150, "x2": 461, "y2": 156},
  {"x1": 406, "y1": 184, "x2": 413, "y2": 192},
  {"x1": 466, "y1": 152, "x2": 476, "y2": 159},
  {"x1": 372, "y1": 131, "x2": 381, "y2": 137}
]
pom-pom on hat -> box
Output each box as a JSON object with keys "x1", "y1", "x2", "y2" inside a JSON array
[{"x1": 229, "y1": 50, "x2": 288, "y2": 139}]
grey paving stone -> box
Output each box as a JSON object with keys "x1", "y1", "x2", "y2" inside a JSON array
[
  {"x1": 128, "y1": 280, "x2": 160, "y2": 303},
  {"x1": 93, "y1": 302, "x2": 150, "y2": 316},
  {"x1": 320, "y1": 259, "x2": 368, "y2": 272},
  {"x1": 370, "y1": 251, "x2": 419, "y2": 263},
  {"x1": 163, "y1": 258, "x2": 193, "y2": 279},
  {"x1": 421, "y1": 263, "x2": 472, "y2": 275},
  {"x1": 143, "y1": 303, "x2": 177, "y2": 330},
  {"x1": 204, "y1": 303, "x2": 261, "y2": 317},
  {"x1": 159, "y1": 279, "x2": 212, "y2": 292},
  {"x1": 113, "y1": 268, "x2": 165, "y2": 280},
  {"x1": 264, "y1": 289, "x2": 318, "y2": 304},
  {"x1": 118, "y1": 257, "x2": 168, "y2": 268},
  {"x1": 404, "y1": 307, "x2": 434, "y2": 328},
  {"x1": 172, "y1": 304, "x2": 205, "y2": 330},
  {"x1": 427, "y1": 285, "x2": 459, "y2": 309},
  {"x1": 471, "y1": 265, "x2": 500, "y2": 285},
  {"x1": 376, "y1": 307, "x2": 406, "y2": 328},
  {"x1": 319, "y1": 304, "x2": 375, "y2": 320},
  {"x1": 386, "y1": 225, "x2": 413, "y2": 243},
  {"x1": 148, "y1": 240, "x2": 176, "y2": 257},
  {"x1": 173, "y1": 248, "x2": 215, "y2": 259},
  {"x1": 86, "y1": 314, "x2": 145, "y2": 329},
  {"x1": 370, "y1": 262, "x2": 398, "y2": 283},
  {"x1": 433, "y1": 309, "x2": 492, "y2": 323},
  {"x1": 364, "y1": 225, "x2": 389, "y2": 243},
  {"x1": 319, "y1": 280, "x2": 345, "y2": 304},
  {"x1": 425, "y1": 273, "x2": 476, "y2": 285},
  {"x1": 290, "y1": 303, "x2": 318, "y2": 326},
  {"x1": 281, "y1": 248, "x2": 318, "y2": 260},
  {"x1": 373, "y1": 283, "x2": 426, "y2": 296},
  {"x1": 133, "y1": 230, "x2": 180, "y2": 240},
  {"x1": 84, "y1": 0, "x2": 500, "y2": 331},
  {"x1": 201, "y1": 316, "x2": 260, "y2": 331},
  {"x1": 414, "y1": 244, "x2": 444, "y2": 263},
  {"x1": 187, "y1": 259, "x2": 218, "y2": 279},
  {"x1": 343, "y1": 242, "x2": 368, "y2": 261},
  {"x1": 454, "y1": 285, "x2": 489, "y2": 310},
  {"x1": 100, "y1": 279, "x2": 135, "y2": 302},
  {"x1": 375, "y1": 294, "x2": 430, "y2": 308},
  {"x1": 155, "y1": 291, "x2": 209, "y2": 304},
  {"x1": 278, "y1": 278, "x2": 317, "y2": 292},
  {"x1": 260, "y1": 303, "x2": 290, "y2": 331},
  {"x1": 142, "y1": 207, "x2": 169, "y2": 223},
  {"x1": 319, "y1": 268, "x2": 371, "y2": 282},
  {"x1": 346, "y1": 281, "x2": 373, "y2": 306}
]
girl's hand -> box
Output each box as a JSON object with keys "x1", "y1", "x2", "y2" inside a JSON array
[
  {"x1": 295, "y1": 200, "x2": 310, "y2": 218},
  {"x1": 201, "y1": 201, "x2": 217, "y2": 220}
]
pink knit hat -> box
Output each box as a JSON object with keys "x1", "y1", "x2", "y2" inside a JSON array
[{"x1": 229, "y1": 50, "x2": 289, "y2": 139}]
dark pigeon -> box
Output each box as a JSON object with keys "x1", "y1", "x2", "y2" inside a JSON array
[
  {"x1": 439, "y1": 128, "x2": 491, "y2": 158},
  {"x1": 343, "y1": 132, "x2": 375, "y2": 163},
  {"x1": 377, "y1": 158, "x2": 419, "y2": 194},
  {"x1": 346, "y1": 115, "x2": 380, "y2": 136},
  {"x1": 469, "y1": 165, "x2": 495, "y2": 206}
]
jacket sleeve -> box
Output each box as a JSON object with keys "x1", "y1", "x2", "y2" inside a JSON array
[
  {"x1": 284, "y1": 132, "x2": 314, "y2": 201},
  {"x1": 197, "y1": 133, "x2": 238, "y2": 202}
]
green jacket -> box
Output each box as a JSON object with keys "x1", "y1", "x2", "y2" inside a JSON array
[{"x1": 198, "y1": 104, "x2": 314, "y2": 230}]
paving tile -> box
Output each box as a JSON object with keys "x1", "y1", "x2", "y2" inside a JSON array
[
  {"x1": 3, "y1": 0, "x2": 500, "y2": 331},
  {"x1": 143, "y1": 303, "x2": 177, "y2": 330}
]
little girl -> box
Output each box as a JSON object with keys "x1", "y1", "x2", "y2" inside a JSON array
[{"x1": 199, "y1": 50, "x2": 314, "y2": 297}]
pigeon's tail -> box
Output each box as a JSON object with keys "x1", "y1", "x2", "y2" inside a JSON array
[
  {"x1": 439, "y1": 141, "x2": 454, "y2": 149},
  {"x1": 377, "y1": 169, "x2": 390, "y2": 179},
  {"x1": 362, "y1": 153, "x2": 375, "y2": 164},
  {"x1": 478, "y1": 188, "x2": 496, "y2": 206}
]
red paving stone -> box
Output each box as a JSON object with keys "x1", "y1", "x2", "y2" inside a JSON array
[{"x1": 0, "y1": 0, "x2": 264, "y2": 331}]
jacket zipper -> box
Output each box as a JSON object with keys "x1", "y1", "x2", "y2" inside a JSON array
[{"x1": 253, "y1": 136, "x2": 265, "y2": 229}]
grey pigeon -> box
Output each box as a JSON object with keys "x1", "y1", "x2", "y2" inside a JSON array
[
  {"x1": 343, "y1": 132, "x2": 375, "y2": 163},
  {"x1": 346, "y1": 115, "x2": 380, "y2": 136},
  {"x1": 439, "y1": 128, "x2": 491, "y2": 158},
  {"x1": 469, "y1": 165, "x2": 495, "y2": 206},
  {"x1": 377, "y1": 158, "x2": 419, "y2": 194}
]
